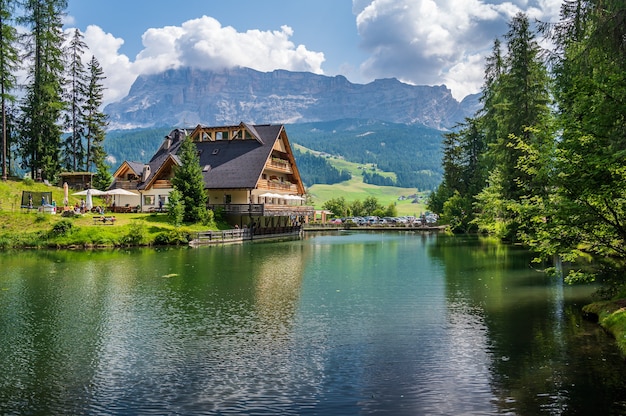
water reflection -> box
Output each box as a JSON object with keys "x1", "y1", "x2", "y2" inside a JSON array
[
  {"x1": 430, "y1": 235, "x2": 626, "y2": 414},
  {"x1": 1, "y1": 235, "x2": 626, "y2": 415}
]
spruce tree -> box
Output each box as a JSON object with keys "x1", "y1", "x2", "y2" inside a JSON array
[
  {"x1": 0, "y1": 0, "x2": 19, "y2": 180},
  {"x1": 473, "y1": 13, "x2": 553, "y2": 240},
  {"x1": 84, "y1": 55, "x2": 108, "y2": 172},
  {"x1": 18, "y1": 0, "x2": 67, "y2": 181},
  {"x1": 62, "y1": 28, "x2": 88, "y2": 171},
  {"x1": 171, "y1": 136, "x2": 209, "y2": 224}
]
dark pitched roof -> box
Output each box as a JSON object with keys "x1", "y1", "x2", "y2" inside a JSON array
[
  {"x1": 126, "y1": 161, "x2": 145, "y2": 176},
  {"x1": 199, "y1": 124, "x2": 282, "y2": 189},
  {"x1": 134, "y1": 124, "x2": 284, "y2": 190}
]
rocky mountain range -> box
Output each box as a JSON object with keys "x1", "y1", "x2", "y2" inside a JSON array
[{"x1": 104, "y1": 66, "x2": 481, "y2": 130}]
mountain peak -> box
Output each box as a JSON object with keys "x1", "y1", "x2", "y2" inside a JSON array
[{"x1": 105, "y1": 67, "x2": 479, "y2": 130}]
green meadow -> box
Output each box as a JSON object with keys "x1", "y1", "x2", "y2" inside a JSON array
[{"x1": 295, "y1": 145, "x2": 429, "y2": 216}]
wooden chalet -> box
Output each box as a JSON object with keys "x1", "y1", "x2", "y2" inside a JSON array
[
  {"x1": 110, "y1": 122, "x2": 314, "y2": 233},
  {"x1": 58, "y1": 172, "x2": 95, "y2": 190}
]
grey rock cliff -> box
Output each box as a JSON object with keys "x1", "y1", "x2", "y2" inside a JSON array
[{"x1": 105, "y1": 66, "x2": 480, "y2": 130}]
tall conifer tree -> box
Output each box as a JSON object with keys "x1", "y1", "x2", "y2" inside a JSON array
[
  {"x1": 62, "y1": 28, "x2": 88, "y2": 171},
  {"x1": 84, "y1": 55, "x2": 107, "y2": 173},
  {"x1": 0, "y1": 0, "x2": 19, "y2": 180},
  {"x1": 171, "y1": 136, "x2": 209, "y2": 224},
  {"x1": 473, "y1": 13, "x2": 553, "y2": 240},
  {"x1": 18, "y1": 0, "x2": 67, "y2": 181}
]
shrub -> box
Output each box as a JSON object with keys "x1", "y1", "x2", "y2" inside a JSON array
[
  {"x1": 154, "y1": 229, "x2": 191, "y2": 245},
  {"x1": 0, "y1": 235, "x2": 13, "y2": 249},
  {"x1": 120, "y1": 221, "x2": 148, "y2": 246},
  {"x1": 34, "y1": 213, "x2": 48, "y2": 223},
  {"x1": 167, "y1": 189, "x2": 184, "y2": 227},
  {"x1": 51, "y1": 219, "x2": 74, "y2": 236}
]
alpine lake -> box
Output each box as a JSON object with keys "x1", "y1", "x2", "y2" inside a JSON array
[{"x1": 1, "y1": 231, "x2": 626, "y2": 415}]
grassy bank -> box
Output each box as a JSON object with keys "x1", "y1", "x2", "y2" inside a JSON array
[
  {"x1": 0, "y1": 179, "x2": 217, "y2": 248},
  {"x1": 582, "y1": 300, "x2": 626, "y2": 355}
]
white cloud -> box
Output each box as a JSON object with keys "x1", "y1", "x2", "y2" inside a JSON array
[
  {"x1": 354, "y1": 0, "x2": 561, "y2": 100},
  {"x1": 81, "y1": 25, "x2": 136, "y2": 105},
  {"x1": 75, "y1": 16, "x2": 325, "y2": 105}
]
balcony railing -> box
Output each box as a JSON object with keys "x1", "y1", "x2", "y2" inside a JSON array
[
  {"x1": 113, "y1": 180, "x2": 140, "y2": 190},
  {"x1": 153, "y1": 180, "x2": 172, "y2": 189},
  {"x1": 257, "y1": 180, "x2": 298, "y2": 192},
  {"x1": 266, "y1": 159, "x2": 292, "y2": 173},
  {"x1": 208, "y1": 203, "x2": 265, "y2": 215},
  {"x1": 208, "y1": 203, "x2": 314, "y2": 217}
]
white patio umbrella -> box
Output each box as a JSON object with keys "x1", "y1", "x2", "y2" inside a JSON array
[
  {"x1": 258, "y1": 192, "x2": 284, "y2": 203},
  {"x1": 104, "y1": 188, "x2": 139, "y2": 208},
  {"x1": 85, "y1": 189, "x2": 93, "y2": 210},
  {"x1": 63, "y1": 182, "x2": 69, "y2": 206},
  {"x1": 72, "y1": 188, "x2": 105, "y2": 196},
  {"x1": 104, "y1": 188, "x2": 138, "y2": 196}
]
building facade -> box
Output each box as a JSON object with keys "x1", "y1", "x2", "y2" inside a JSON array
[{"x1": 110, "y1": 122, "x2": 314, "y2": 231}]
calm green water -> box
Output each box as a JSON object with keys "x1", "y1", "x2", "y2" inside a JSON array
[{"x1": 1, "y1": 232, "x2": 625, "y2": 415}]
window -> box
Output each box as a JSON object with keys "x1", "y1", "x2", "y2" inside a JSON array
[
  {"x1": 224, "y1": 194, "x2": 232, "y2": 204},
  {"x1": 144, "y1": 195, "x2": 155, "y2": 205}
]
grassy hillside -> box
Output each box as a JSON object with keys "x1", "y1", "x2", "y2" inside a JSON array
[
  {"x1": 296, "y1": 145, "x2": 428, "y2": 216},
  {"x1": 286, "y1": 119, "x2": 443, "y2": 190}
]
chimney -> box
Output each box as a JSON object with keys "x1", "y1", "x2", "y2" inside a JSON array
[{"x1": 142, "y1": 165, "x2": 151, "y2": 182}]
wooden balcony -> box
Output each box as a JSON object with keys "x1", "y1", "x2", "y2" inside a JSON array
[
  {"x1": 265, "y1": 159, "x2": 293, "y2": 173},
  {"x1": 208, "y1": 203, "x2": 314, "y2": 217},
  {"x1": 153, "y1": 180, "x2": 172, "y2": 189},
  {"x1": 208, "y1": 203, "x2": 264, "y2": 215},
  {"x1": 257, "y1": 180, "x2": 298, "y2": 192},
  {"x1": 113, "y1": 180, "x2": 140, "y2": 190}
]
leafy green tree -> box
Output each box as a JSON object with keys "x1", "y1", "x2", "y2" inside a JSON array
[
  {"x1": 322, "y1": 196, "x2": 348, "y2": 218},
  {"x1": 524, "y1": 1, "x2": 626, "y2": 283},
  {"x1": 0, "y1": 0, "x2": 19, "y2": 181},
  {"x1": 18, "y1": 0, "x2": 67, "y2": 181},
  {"x1": 441, "y1": 191, "x2": 473, "y2": 233},
  {"x1": 349, "y1": 199, "x2": 364, "y2": 217},
  {"x1": 373, "y1": 202, "x2": 397, "y2": 218},
  {"x1": 362, "y1": 196, "x2": 382, "y2": 216},
  {"x1": 171, "y1": 135, "x2": 209, "y2": 224},
  {"x1": 386, "y1": 203, "x2": 397, "y2": 217}
]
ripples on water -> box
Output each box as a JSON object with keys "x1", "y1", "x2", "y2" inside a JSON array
[{"x1": 1, "y1": 234, "x2": 626, "y2": 415}]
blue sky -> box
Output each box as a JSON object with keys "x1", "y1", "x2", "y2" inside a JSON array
[{"x1": 64, "y1": 0, "x2": 562, "y2": 105}]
